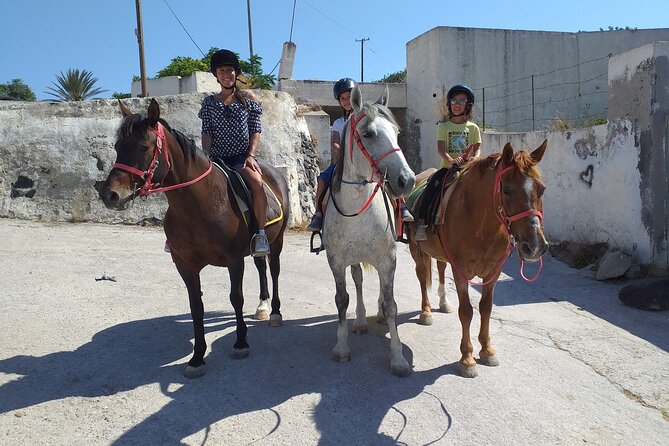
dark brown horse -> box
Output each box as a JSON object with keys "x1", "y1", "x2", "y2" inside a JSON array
[
  {"x1": 408, "y1": 140, "x2": 549, "y2": 378},
  {"x1": 99, "y1": 99, "x2": 290, "y2": 378}
]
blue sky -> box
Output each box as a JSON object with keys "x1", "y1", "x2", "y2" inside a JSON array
[{"x1": 2, "y1": 0, "x2": 668, "y2": 100}]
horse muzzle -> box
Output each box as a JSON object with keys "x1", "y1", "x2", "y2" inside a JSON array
[
  {"x1": 517, "y1": 237, "x2": 549, "y2": 262},
  {"x1": 387, "y1": 169, "x2": 416, "y2": 199}
]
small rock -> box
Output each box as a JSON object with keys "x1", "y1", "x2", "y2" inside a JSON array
[
  {"x1": 624, "y1": 264, "x2": 643, "y2": 279},
  {"x1": 619, "y1": 279, "x2": 669, "y2": 311},
  {"x1": 596, "y1": 248, "x2": 632, "y2": 280}
]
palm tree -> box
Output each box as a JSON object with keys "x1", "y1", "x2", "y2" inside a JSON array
[{"x1": 44, "y1": 69, "x2": 108, "y2": 101}]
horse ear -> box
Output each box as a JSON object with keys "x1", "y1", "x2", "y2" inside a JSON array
[
  {"x1": 502, "y1": 142, "x2": 514, "y2": 166},
  {"x1": 148, "y1": 98, "x2": 160, "y2": 128},
  {"x1": 351, "y1": 85, "x2": 363, "y2": 113},
  {"x1": 531, "y1": 139, "x2": 548, "y2": 164},
  {"x1": 118, "y1": 99, "x2": 132, "y2": 117},
  {"x1": 376, "y1": 84, "x2": 390, "y2": 107}
]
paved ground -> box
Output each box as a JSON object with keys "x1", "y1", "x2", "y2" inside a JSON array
[{"x1": 0, "y1": 220, "x2": 667, "y2": 445}]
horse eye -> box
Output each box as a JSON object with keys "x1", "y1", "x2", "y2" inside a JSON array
[
  {"x1": 502, "y1": 186, "x2": 513, "y2": 197},
  {"x1": 362, "y1": 131, "x2": 372, "y2": 138},
  {"x1": 536, "y1": 184, "x2": 546, "y2": 197}
]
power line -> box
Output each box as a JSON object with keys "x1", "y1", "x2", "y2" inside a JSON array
[{"x1": 162, "y1": 0, "x2": 205, "y2": 57}]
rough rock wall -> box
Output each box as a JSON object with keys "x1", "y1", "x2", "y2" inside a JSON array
[{"x1": 0, "y1": 91, "x2": 319, "y2": 227}]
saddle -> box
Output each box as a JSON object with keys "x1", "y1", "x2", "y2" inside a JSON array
[
  {"x1": 407, "y1": 165, "x2": 463, "y2": 226},
  {"x1": 212, "y1": 159, "x2": 284, "y2": 230}
]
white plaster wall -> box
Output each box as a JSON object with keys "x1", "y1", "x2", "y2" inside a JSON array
[
  {"x1": 302, "y1": 111, "x2": 331, "y2": 169},
  {"x1": 483, "y1": 121, "x2": 651, "y2": 264},
  {"x1": 278, "y1": 79, "x2": 406, "y2": 108},
  {"x1": 407, "y1": 27, "x2": 669, "y2": 170}
]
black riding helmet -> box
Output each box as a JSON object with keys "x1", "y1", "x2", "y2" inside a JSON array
[
  {"x1": 333, "y1": 78, "x2": 356, "y2": 100},
  {"x1": 447, "y1": 84, "x2": 475, "y2": 116},
  {"x1": 447, "y1": 84, "x2": 475, "y2": 104},
  {"x1": 210, "y1": 49, "x2": 241, "y2": 75}
]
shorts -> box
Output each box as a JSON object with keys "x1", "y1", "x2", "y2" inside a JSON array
[
  {"x1": 318, "y1": 163, "x2": 336, "y2": 187},
  {"x1": 219, "y1": 154, "x2": 248, "y2": 169}
]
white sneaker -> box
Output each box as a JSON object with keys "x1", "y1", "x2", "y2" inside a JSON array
[{"x1": 252, "y1": 233, "x2": 270, "y2": 257}]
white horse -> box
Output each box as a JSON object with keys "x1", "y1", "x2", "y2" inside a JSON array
[{"x1": 322, "y1": 85, "x2": 416, "y2": 377}]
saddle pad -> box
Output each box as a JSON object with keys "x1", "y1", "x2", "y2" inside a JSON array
[
  {"x1": 213, "y1": 162, "x2": 284, "y2": 228},
  {"x1": 406, "y1": 167, "x2": 463, "y2": 226}
]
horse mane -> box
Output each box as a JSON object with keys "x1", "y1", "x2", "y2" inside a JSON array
[
  {"x1": 117, "y1": 113, "x2": 198, "y2": 163},
  {"x1": 465, "y1": 150, "x2": 543, "y2": 185},
  {"x1": 332, "y1": 103, "x2": 399, "y2": 192}
]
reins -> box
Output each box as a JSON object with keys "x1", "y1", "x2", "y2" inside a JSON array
[
  {"x1": 438, "y1": 158, "x2": 544, "y2": 286},
  {"x1": 113, "y1": 122, "x2": 212, "y2": 198},
  {"x1": 329, "y1": 111, "x2": 402, "y2": 218}
]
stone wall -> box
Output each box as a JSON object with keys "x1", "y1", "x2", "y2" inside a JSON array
[
  {"x1": 481, "y1": 42, "x2": 669, "y2": 273},
  {"x1": 0, "y1": 91, "x2": 320, "y2": 227}
]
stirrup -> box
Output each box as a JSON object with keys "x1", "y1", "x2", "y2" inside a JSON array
[
  {"x1": 250, "y1": 233, "x2": 270, "y2": 257},
  {"x1": 310, "y1": 231, "x2": 325, "y2": 254}
]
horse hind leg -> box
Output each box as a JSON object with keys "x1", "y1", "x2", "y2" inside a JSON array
[
  {"x1": 409, "y1": 241, "x2": 433, "y2": 325},
  {"x1": 351, "y1": 264, "x2": 367, "y2": 334},
  {"x1": 437, "y1": 260, "x2": 455, "y2": 313},
  {"x1": 331, "y1": 264, "x2": 351, "y2": 363},
  {"x1": 267, "y1": 238, "x2": 283, "y2": 327},
  {"x1": 253, "y1": 255, "x2": 270, "y2": 321}
]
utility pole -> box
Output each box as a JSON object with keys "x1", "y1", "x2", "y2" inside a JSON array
[
  {"x1": 134, "y1": 0, "x2": 147, "y2": 97},
  {"x1": 246, "y1": 0, "x2": 254, "y2": 61},
  {"x1": 355, "y1": 37, "x2": 369, "y2": 82}
]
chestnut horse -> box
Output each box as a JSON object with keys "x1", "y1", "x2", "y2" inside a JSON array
[
  {"x1": 408, "y1": 140, "x2": 548, "y2": 377},
  {"x1": 99, "y1": 99, "x2": 290, "y2": 378}
]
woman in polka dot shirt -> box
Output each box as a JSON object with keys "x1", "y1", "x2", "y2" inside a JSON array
[{"x1": 199, "y1": 49, "x2": 269, "y2": 257}]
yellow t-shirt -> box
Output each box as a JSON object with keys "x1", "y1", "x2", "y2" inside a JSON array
[{"x1": 436, "y1": 120, "x2": 482, "y2": 168}]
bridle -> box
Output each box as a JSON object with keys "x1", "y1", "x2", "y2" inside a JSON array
[
  {"x1": 438, "y1": 158, "x2": 544, "y2": 285},
  {"x1": 329, "y1": 111, "x2": 402, "y2": 217},
  {"x1": 112, "y1": 122, "x2": 212, "y2": 199}
]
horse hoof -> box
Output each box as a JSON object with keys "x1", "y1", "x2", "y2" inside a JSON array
[
  {"x1": 457, "y1": 363, "x2": 478, "y2": 378},
  {"x1": 184, "y1": 364, "x2": 207, "y2": 379},
  {"x1": 439, "y1": 303, "x2": 455, "y2": 313},
  {"x1": 390, "y1": 365, "x2": 412, "y2": 378},
  {"x1": 331, "y1": 351, "x2": 351, "y2": 363},
  {"x1": 254, "y1": 309, "x2": 269, "y2": 320},
  {"x1": 352, "y1": 324, "x2": 368, "y2": 335},
  {"x1": 418, "y1": 312, "x2": 433, "y2": 326},
  {"x1": 269, "y1": 314, "x2": 283, "y2": 327},
  {"x1": 480, "y1": 354, "x2": 500, "y2": 367},
  {"x1": 231, "y1": 347, "x2": 250, "y2": 359}
]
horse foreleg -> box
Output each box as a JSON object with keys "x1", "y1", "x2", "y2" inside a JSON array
[
  {"x1": 175, "y1": 263, "x2": 207, "y2": 379},
  {"x1": 453, "y1": 271, "x2": 477, "y2": 378},
  {"x1": 409, "y1": 241, "x2": 433, "y2": 325},
  {"x1": 267, "y1": 244, "x2": 283, "y2": 327},
  {"x1": 228, "y1": 260, "x2": 249, "y2": 359},
  {"x1": 331, "y1": 264, "x2": 351, "y2": 363},
  {"x1": 253, "y1": 256, "x2": 270, "y2": 321},
  {"x1": 478, "y1": 279, "x2": 500, "y2": 367},
  {"x1": 351, "y1": 264, "x2": 367, "y2": 334},
  {"x1": 378, "y1": 262, "x2": 411, "y2": 377},
  {"x1": 437, "y1": 260, "x2": 455, "y2": 313}
]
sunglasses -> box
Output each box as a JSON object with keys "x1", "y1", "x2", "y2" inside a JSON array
[{"x1": 449, "y1": 99, "x2": 468, "y2": 106}]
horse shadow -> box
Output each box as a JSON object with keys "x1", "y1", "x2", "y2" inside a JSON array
[
  {"x1": 491, "y1": 253, "x2": 669, "y2": 352},
  {"x1": 0, "y1": 311, "x2": 456, "y2": 444}
]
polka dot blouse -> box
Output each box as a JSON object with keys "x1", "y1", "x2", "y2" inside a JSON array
[{"x1": 198, "y1": 95, "x2": 262, "y2": 159}]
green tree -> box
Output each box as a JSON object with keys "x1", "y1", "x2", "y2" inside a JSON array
[
  {"x1": 45, "y1": 69, "x2": 108, "y2": 101},
  {"x1": 377, "y1": 70, "x2": 406, "y2": 83},
  {"x1": 0, "y1": 79, "x2": 36, "y2": 101},
  {"x1": 155, "y1": 47, "x2": 275, "y2": 90},
  {"x1": 112, "y1": 92, "x2": 131, "y2": 99},
  {"x1": 156, "y1": 56, "x2": 208, "y2": 78}
]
